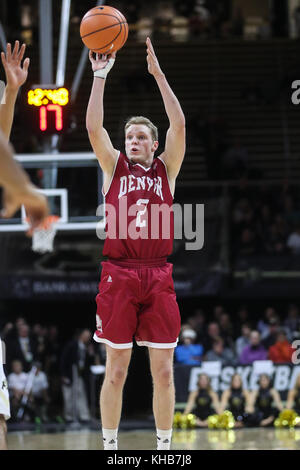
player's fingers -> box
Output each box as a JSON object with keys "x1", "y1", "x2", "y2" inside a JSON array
[
  {"x1": 12, "y1": 40, "x2": 19, "y2": 59},
  {"x1": 89, "y1": 50, "x2": 94, "y2": 61},
  {"x1": 22, "y1": 57, "x2": 30, "y2": 72},
  {"x1": 17, "y1": 43, "x2": 26, "y2": 61},
  {"x1": 1, "y1": 51, "x2": 7, "y2": 66},
  {"x1": 6, "y1": 43, "x2": 11, "y2": 60}
]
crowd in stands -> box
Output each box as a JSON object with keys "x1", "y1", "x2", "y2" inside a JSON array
[
  {"x1": 1, "y1": 318, "x2": 106, "y2": 424},
  {"x1": 230, "y1": 181, "x2": 300, "y2": 259},
  {"x1": 175, "y1": 303, "x2": 300, "y2": 366}
]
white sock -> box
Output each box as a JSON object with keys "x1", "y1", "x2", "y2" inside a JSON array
[
  {"x1": 102, "y1": 428, "x2": 118, "y2": 450},
  {"x1": 156, "y1": 428, "x2": 172, "y2": 450}
]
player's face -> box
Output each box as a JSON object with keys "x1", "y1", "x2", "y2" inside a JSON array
[{"x1": 125, "y1": 124, "x2": 158, "y2": 165}]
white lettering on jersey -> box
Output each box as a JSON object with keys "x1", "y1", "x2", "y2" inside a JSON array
[
  {"x1": 118, "y1": 175, "x2": 164, "y2": 201},
  {"x1": 118, "y1": 176, "x2": 127, "y2": 198}
]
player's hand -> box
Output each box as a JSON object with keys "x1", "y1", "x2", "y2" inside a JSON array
[
  {"x1": 1, "y1": 41, "x2": 30, "y2": 91},
  {"x1": 146, "y1": 37, "x2": 164, "y2": 78},
  {"x1": 89, "y1": 50, "x2": 116, "y2": 73},
  {"x1": 1, "y1": 184, "x2": 49, "y2": 235}
]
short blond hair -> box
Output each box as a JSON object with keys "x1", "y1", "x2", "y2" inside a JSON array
[{"x1": 125, "y1": 116, "x2": 158, "y2": 142}]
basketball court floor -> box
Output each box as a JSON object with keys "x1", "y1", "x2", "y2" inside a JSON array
[{"x1": 7, "y1": 428, "x2": 300, "y2": 450}]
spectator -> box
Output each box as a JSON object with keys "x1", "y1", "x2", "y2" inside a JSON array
[
  {"x1": 187, "y1": 309, "x2": 206, "y2": 343},
  {"x1": 7, "y1": 360, "x2": 28, "y2": 420},
  {"x1": 60, "y1": 329, "x2": 95, "y2": 423},
  {"x1": 6, "y1": 323, "x2": 37, "y2": 372},
  {"x1": 248, "y1": 374, "x2": 283, "y2": 427},
  {"x1": 287, "y1": 224, "x2": 300, "y2": 255},
  {"x1": 234, "y1": 306, "x2": 250, "y2": 337},
  {"x1": 202, "y1": 322, "x2": 221, "y2": 353},
  {"x1": 257, "y1": 307, "x2": 278, "y2": 339},
  {"x1": 262, "y1": 317, "x2": 281, "y2": 350},
  {"x1": 205, "y1": 337, "x2": 237, "y2": 366},
  {"x1": 31, "y1": 362, "x2": 50, "y2": 422},
  {"x1": 175, "y1": 329, "x2": 203, "y2": 365},
  {"x1": 213, "y1": 305, "x2": 225, "y2": 323},
  {"x1": 219, "y1": 373, "x2": 252, "y2": 428},
  {"x1": 235, "y1": 323, "x2": 252, "y2": 357},
  {"x1": 286, "y1": 373, "x2": 300, "y2": 419},
  {"x1": 239, "y1": 331, "x2": 268, "y2": 364},
  {"x1": 218, "y1": 312, "x2": 234, "y2": 349},
  {"x1": 268, "y1": 330, "x2": 295, "y2": 363},
  {"x1": 183, "y1": 373, "x2": 220, "y2": 427}
]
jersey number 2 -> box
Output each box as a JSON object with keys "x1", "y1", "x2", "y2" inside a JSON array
[{"x1": 136, "y1": 199, "x2": 149, "y2": 228}]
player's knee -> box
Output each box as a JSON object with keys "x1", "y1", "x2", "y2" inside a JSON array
[
  {"x1": 107, "y1": 365, "x2": 128, "y2": 386},
  {"x1": 153, "y1": 366, "x2": 173, "y2": 387}
]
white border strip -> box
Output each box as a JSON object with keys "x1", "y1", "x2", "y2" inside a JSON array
[
  {"x1": 93, "y1": 333, "x2": 133, "y2": 349},
  {"x1": 136, "y1": 339, "x2": 178, "y2": 349}
]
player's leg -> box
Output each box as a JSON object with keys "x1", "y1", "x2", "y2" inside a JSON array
[
  {"x1": 148, "y1": 347, "x2": 175, "y2": 450},
  {"x1": 100, "y1": 345, "x2": 132, "y2": 450},
  {"x1": 0, "y1": 414, "x2": 7, "y2": 450}
]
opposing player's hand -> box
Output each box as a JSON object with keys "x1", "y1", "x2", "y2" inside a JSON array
[
  {"x1": 1, "y1": 41, "x2": 30, "y2": 91},
  {"x1": 1, "y1": 184, "x2": 49, "y2": 235},
  {"x1": 146, "y1": 37, "x2": 164, "y2": 78}
]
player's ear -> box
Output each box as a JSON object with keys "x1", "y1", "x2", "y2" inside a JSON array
[{"x1": 152, "y1": 140, "x2": 159, "y2": 152}]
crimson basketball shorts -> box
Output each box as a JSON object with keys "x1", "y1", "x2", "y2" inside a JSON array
[{"x1": 93, "y1": 258, "x2": 181, "y2": 349}]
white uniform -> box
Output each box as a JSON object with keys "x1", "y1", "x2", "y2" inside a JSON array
[{"x1": 0, "y1": 339, "x2": 10, "y2": 420}]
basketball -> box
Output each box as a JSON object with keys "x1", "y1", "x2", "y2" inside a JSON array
[{"x1": 80, "y1": 5, "x2": 128, "y2": 54}]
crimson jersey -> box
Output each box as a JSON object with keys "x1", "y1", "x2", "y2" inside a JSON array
[{"x1": 102, "y1": 151, "x2": 174, "y2": 259}]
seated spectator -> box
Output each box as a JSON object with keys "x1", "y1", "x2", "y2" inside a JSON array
[
  {"x1": 202, "y1": 322, "x2": 221, "y2": 353},
  {"x1": 187, "y1": 309, "x2": 206, "y2": 344},
  {"x1": 287, "y1": 224, "x2": 300, "y2": 254},
  {"x1": 31, "y1": 362, "x2": 50, "y2": 422},
  {"x1": 257, "y1": 307, "x2": 278, "y2": 339},
  {"x1": 286, "y1": 373, "x2": 300, "y2": 421},
  {"x1": 262, "y1": 317, "x2": 281, "y2": 350},
  {"x1": 239, "y1": 331, "x2": 268, "y2": 364},
  {"x1": 235, "y1": 323, "x2": 251, "y2": 358},
  {"x1": 219, "y1": 373, "x2": 252, "y2": 428},
  {"x1": 205, "y1": 337, "x2": 237, "y2": 366},
  {"x1": 247, "y1": 374, "x2": 283, "y2": 427},
  {"x1": 268, "y1": 330, "x2": 295, "y2": 363},
  {"x1": 234, "y1": 305, "x2": 250, "y2": 337},
  {"x1": 175, "y1": 329, "x2": 203, "y2": 365},
  {"x1": 218, "y1": 312, "x2": 234, "y2": 350},
  {"x1": 7, "y1": 360, "x2": 28, "y2": 420},
  {"x1": 183, "y1": 373, "x2": 220, "y2": 427}
]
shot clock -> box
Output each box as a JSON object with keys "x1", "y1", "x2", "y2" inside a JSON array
[{"x1": 27, "y1": 86, "x2": 69, "y2": 134}]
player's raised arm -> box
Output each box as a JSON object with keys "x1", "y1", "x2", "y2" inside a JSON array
[
  {"x1": 0, "y1": 41, "x2": 30, "y2": 141},
  {"x1": 86, "y1": 51, "x2": 118, "y2": 175},
  {"x1": 146, "y1": 37, "x2": 186, "y2": 181}
]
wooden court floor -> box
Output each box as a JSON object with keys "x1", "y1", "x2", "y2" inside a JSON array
[{"x1": 7, "y1": 428, "x2": 300, "y2": 450}]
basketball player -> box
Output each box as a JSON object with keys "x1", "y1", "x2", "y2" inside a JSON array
[
  {"x1": 0, "y1": 41, "x2": 48, "y2": 450},
  {"x1": 86, "y1": 37, "x2": 185, "y2": 450}
]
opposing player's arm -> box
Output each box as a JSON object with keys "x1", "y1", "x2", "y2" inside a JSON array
[
  {"x1": 146, "y1": 38, "x2": 185, "y2": 181},
  {"x1": 0, "y1": 41, "x2": 30, "y2": 141},
  {"x1": 86, "y1": 51, "x2": 118, "y2": 175}
]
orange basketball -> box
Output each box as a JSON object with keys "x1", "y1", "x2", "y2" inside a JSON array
[{"x1": 80, "y1": 5, "x2": 128, "y2": 54}]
